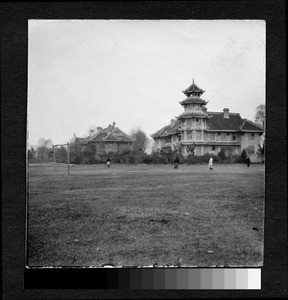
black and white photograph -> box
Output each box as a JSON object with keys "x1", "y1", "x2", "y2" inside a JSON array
[{"x1": 27, "y1": 19, "x2": 266, "y2": 268}]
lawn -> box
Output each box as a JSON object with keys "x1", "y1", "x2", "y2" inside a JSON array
[{"x1": 27, "y1": 163, "x2": 265, "y2": 267}]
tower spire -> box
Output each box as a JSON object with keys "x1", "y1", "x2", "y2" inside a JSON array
[{"x1": 193, "y1": 78, "x2": 194, "y2": 84}]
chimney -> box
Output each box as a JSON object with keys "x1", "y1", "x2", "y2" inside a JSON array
[
  {"x1": 97, "y1": 127, "x2": 103, "y2": 132},
  {"x1": 223, "y1": 108, "x2": 229, "y2": 118},
  {"x1": 89, "y1": 129, "x2": 95, "y2": 136},
  {"x1": 170, "y1": 119, "x2": 176, "y2": 126},
  {"x1": 112, "y1": 122, "x2": 116, "y2": 128}
]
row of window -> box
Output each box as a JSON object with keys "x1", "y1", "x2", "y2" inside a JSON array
[
  {"x1": 157, "y1": 133, "x2": 256, "y2": 144},
  {"x1": 186, "y1": 119, "x2": 202, "y2": 126},
  {"x1": 206, "y1": 133, "x2": 237, "y2": 141},
  {"x1": 186, "y1": 104, "x2": 200, "y2": 110},
  {"x1": 187, "y1": 131, "x2": 201, "y2": 140}
]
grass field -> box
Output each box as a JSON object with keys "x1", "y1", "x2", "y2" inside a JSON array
[{"x1": 27, "y1": 163, "x2": 265, "y2": 267}]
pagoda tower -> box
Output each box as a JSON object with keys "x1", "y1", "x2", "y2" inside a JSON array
[{"x1": 176, "y1": 79, "x2": 211, "y2": 156}]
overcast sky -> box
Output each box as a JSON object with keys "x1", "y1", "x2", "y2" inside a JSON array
[{"x1": 28, "y1": 20, "x2": 265, "y2": 147}]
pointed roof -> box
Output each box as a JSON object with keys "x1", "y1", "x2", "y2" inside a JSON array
[
  {"x1": 179, "y1": 96, "x2": 208, "y2": 106},
  {"x1": 88, "y1": 124, "x2": 134, "y2": 143},
  {"x1": 240, "y1": 119, "x2": 264, "y2": 132},
  {"x1": 182, "y1": 79, "x2": 205, "y2": 96}
]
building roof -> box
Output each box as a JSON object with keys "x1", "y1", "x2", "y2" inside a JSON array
[
  {"x1": 176, "y1": 111, "x2": 211, "y2": 120},
  {"x1": 151, "y1": 120, "x2": 181, "y2": 138},
  {"x1": 206, "y1": 112, "x2": 244, "y2": 131},
  {"x1": 182, "y1": 80, "x2": 205, "y2": 96},
  {"x1": 206, "y1": 112, "x2": 264, "y2": 132},
  {"x1": 179, "y1": 96, "x2": 208, "y2": 106},
  {"x1": 88, "y1": 124, "x2": 134, "y2": 143},
  {"x1": 240, "y1": 119, "x2": 264, "y2": 131},
  {"x1": 152, "y1": 111, "x2": 264, "y2": 138}
]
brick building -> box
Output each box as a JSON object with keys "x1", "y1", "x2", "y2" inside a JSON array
[
  {"x1": 151, "y1": 80, "x2": 264, "y2": 162},
  {"x1": 76, "y1": 122, "x2": 134, "y2": 154}
]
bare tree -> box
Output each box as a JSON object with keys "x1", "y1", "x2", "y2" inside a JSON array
[
  {"x1": 255, "y1": 104, "x2": 265, "y2": 128},
  {"x1": 129, "y1": 127, "x2": 149, "y2": 153}
]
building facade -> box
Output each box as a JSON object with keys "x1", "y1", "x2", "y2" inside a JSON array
[
  {"x1": 151, "y1": 80, "x2": 264, "y2": 162},
  {"x1": 76, "y1": 122, "x2": 134, "y2": 154}
]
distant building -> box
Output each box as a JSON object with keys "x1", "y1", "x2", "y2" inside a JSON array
[
  {"x1": 151, "y1": 80, "x2": 264, "y2": 162},
  {"x1": 76, "y1": 122, "x2": 134, "y2": 154}
]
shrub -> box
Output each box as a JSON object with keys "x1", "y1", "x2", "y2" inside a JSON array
[
  {"x1": 241, "y1": 149, "x2": 247, "y2": 161},
  {"x1": 217, "y1": 148, "x2": 227, "y2": 160},
  {"x1": 143, "y1": 154, "x2": 153, "y2": 164},
  {"x1": 234, "y1": 154, "x2": 245, "y2": 164}
]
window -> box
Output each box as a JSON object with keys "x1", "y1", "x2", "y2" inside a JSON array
[
  {"x1": 196, "y1": 130, "x2": 201, "y2": 140},
  {"x1": 233, "y1": 135, "x2": 236, "y2": 140},
  {"x1": 212, "y1": 146, "x2": 215, "y2": 150},
  {"x1": 187, "y1": 132, "x2": 192, "y2": 140},
  {"x1": 249, "y1": 133, "x2": 255, "y2": 141},
  {"x1": 187, "y1": 119, "x2": 192, "y2": 127}
]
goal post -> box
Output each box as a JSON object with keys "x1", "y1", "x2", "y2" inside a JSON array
[{"x1": 52, "y1": 142, "x2": 70, "y2": 174}]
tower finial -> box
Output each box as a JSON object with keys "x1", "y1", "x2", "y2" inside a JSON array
[{"x1": 193, "y1": 78, "x2": 194, "y2": 84}]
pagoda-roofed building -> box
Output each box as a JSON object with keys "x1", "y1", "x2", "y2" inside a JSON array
[
  {"x1": 76, "y1": 122, "x2": 134, "y2": 154},
  {"x1": 151, "y1": 79, "x2": 264, "y2": 162}
]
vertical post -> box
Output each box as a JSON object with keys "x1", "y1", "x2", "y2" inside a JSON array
[
  {"x1": 53, "y1": 145, "x2": 56, "y2": 172},
  {"x1": 67, "y1": 142, "x2": 70, "y2": 175}
]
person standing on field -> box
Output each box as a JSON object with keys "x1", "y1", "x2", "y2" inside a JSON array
[
  {"x1": 208, "y1": 157, "x2": 213, "y2": 171},
  {"x1": 245, "y1": 156, "x2": 250, "y2": 167},
  {"x1": 106, "y1": 157, "x2": 111, "y2": 167}
]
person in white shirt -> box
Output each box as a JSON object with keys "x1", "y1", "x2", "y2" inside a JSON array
[{"x1": 208, "y1": 157, "x2": 213, "y2": 171}]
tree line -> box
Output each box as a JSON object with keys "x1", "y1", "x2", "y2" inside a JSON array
[
  {"x1": 28, "y1": 143, "x2": 264, "y2": 165},
  {"x1": 28, "y1": 105, "x2": 265, "y2": 164}
]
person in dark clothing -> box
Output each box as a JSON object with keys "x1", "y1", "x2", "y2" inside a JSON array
[
  {"x1": 174, "y1": 157, "x2": 179, "y2": 169},
  {"x1": 106, "y1": 157, "x2": 111, "y2": 167},
  {"x1": 245, "y1": 157, "x2": 250, "y2": 167}
]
